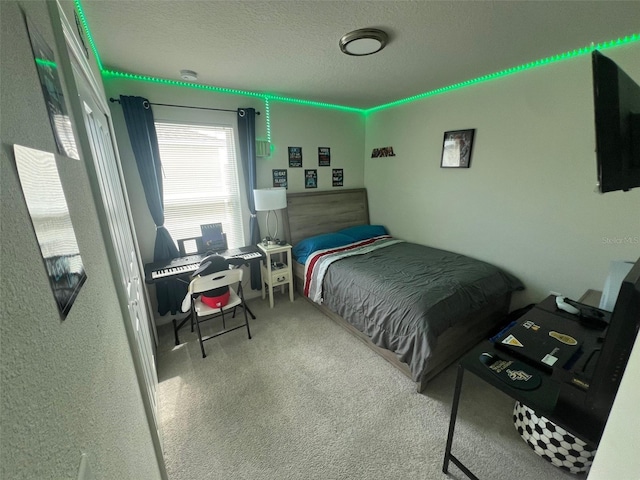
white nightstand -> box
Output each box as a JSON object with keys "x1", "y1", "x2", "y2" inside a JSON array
[{"x1": 257, "y1": 243, "x2": 294, "y2": 308}]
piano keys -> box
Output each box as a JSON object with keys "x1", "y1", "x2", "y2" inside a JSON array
[
  {"x1": 151, "y1": 260, "x2": 201, "y2": 280},
  {"x1": 146, "y1": 255, "x2": 204, "y2": 283}
]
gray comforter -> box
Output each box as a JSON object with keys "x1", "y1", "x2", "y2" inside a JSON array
[{"x1": 321, "y1": 242, "x2": 523, "y2": 381}]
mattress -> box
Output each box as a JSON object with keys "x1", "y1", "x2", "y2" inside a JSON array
[{"x1": 306, "y1": 240, "x2": 523, "y2": 381}]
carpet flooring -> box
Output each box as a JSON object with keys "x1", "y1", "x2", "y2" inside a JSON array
[{"x1": 156, "y1": 295, "x2": 575, "y2": 480}]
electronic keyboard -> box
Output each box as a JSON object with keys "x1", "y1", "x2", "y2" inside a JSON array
[
  {"x1": 150, "y1": 255, "x2": 202, "y2": 280},
  {"x1": 145, "y1": 248, "x2": 263, "y2": 283}
]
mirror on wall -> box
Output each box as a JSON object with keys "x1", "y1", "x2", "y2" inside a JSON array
[{"x1": 13, "y1": 144, "x2": 87, "y2": 318}]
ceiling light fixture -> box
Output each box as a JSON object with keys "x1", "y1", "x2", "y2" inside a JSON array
[
  {"x1": 339, "y1": 28, "x2": 388, "y2": 56},
  {"x1": 179, "y1": 69, "x2": 198, "y2": 81}
]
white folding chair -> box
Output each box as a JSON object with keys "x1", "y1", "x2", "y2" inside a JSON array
[{"x1": 181, "y1": 268, "x2": 251, "y2": 358}]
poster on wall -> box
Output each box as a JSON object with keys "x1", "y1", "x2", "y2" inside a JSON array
[
  {"x1": 371, "y1": 146, "x2": 396, "y2": 158},
  {"x1": 332, "y1": 169, "x2": 344, "y2": 187},
  {"x1": 440, "y1": 129, "x2": 475, "y2": 168},
  {"x1": 305, "y1": 169, "x2": 318, "y2": 188},
  {"x1": 318, "y1": 147, "x2": 331, "y2": 166},
  {"x1": 13, "y1": 144, "x2": 87, "y2": 319},
  {"x1": 288, "y1": 147, "x2": 302, "y2": 167},
  {"x1": 24, "y1": 13, "x2": 79, "y2": 160},
  {"x1": 273, "y1": 169, "x2": 288, "y2": 188}
]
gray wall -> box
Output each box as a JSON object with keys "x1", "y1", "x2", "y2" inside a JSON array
[
  {"x1": 365, "y1": 43, "x2": 640, "y2": 307},
  {"x1": 0, "y1": 1, "x2": 161, "y2": 478}
]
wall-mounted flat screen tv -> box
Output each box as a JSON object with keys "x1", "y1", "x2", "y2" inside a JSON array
[{"x1": 592, "y1": 50, "x2": 640, "y2": 193}]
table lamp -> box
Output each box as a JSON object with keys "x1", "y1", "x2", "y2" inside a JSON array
[{"x1": 253, "y1": 188, "x2": 287, "y2": 245}]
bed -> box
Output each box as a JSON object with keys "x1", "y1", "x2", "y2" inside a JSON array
[{"x1": 282, "y1": 188, "x2": 523, "y2": 392}]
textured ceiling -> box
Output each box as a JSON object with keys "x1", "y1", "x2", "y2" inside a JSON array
[{"x1": 78, "y1": 1, "x2": 640, "y2": 109}]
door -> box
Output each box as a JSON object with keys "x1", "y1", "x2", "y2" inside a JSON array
[
  {"x1": 78, "y1": 78, "x2": 159, "y2": 428},
  {"x1": 51, "y1": 2, "x2": 166, "y2": 475}
]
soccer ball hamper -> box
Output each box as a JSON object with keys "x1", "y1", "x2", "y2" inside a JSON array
[{"x1": 513, "y1": 401, "x2": 597, "y2": 474}]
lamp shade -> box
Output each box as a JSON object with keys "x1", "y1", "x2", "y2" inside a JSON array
[{"x1": 253, "y1": 188, "x2": 287, "y2": 212}]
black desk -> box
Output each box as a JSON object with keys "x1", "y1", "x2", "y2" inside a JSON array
[
  {"x1": 143, "y1": 246, "x2": 264, "y2": 345},
  {"x1": 443, "y1": 296, "x2": 609, "y2": 480}
]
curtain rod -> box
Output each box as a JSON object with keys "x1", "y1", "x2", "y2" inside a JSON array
[{"x1": 109, "y1": 97, "x2": 260, "y2": 115}]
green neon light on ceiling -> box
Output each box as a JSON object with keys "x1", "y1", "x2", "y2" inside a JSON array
[
  {"x1": 74, "y1": 0, "x2": 638, "y2": 115},
  {"x1": 365, "y1": 33, "x2": 640, "y2": 114},
  {"x1": 101, "y1": 69, "x2": 364, "y2": 113}
]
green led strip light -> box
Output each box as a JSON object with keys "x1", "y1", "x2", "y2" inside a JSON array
[
  {"x1": 75, "y1": 0, "x2": 638, "y2": 117},
  {"x1": 264, "y1": 97, "x2": 272, "y2": 144},
  {"x1": 35, "y1": 58, "x2": 57, "y2": 69},
  {"x1": 102, "y1": 69, "x2": 267, "y2": 98},
  {"x1": 101, "y1": 69, "x2": 363, "y2": 114},
  {"x1": 74, "y1": 0, "x2": 103, "y2": 71},
  {"x1": 365, "y1": 33, "x2": 640, "y2": 115}
]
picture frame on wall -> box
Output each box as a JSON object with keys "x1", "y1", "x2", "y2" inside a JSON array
[
  {"x1": 440, "y1": 129, "x2": 475, "y2": 168},
  {"x1": 305, "y1": 169, "x2": 318, "y2": 188},
  {"x1": 272, "y1": 169, "x2": 288, "y2": 188},
  {"x1": 24, "y1": 13, "x2": 79, "y2": 160},
  {"x1": 288, "y1": 147, "x2": 302, "y2": 167},
  {"x1": 332, "y1": 169, "x2": 343, "y2": 187},
  {"x1": 318, "y1": 147, "x2": 331, "y2": 166}
]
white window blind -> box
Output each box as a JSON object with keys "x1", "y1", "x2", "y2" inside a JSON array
[{"x1": 155, "y1": 121, "x2": 245, "y2": 249}]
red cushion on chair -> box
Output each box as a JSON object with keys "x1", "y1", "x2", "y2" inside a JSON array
[{"x1": 200, "y1": 290, "x2": 231, "y2": 309}]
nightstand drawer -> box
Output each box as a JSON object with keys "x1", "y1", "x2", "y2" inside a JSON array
[
  {"x1": 261, "y1": 264, "x2": 290, "y2": 284},
  {"x1": 270, "y1": 269, "x2": 290, "y2": 285}
]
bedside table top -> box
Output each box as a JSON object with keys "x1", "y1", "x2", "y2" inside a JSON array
[{"x1": 257, "y1": 242, "x2": 292, "y2": 254}]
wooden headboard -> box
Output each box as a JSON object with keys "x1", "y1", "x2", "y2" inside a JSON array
[{"x1": 283, "y1": 189, "x2": 370, "y2": 246}]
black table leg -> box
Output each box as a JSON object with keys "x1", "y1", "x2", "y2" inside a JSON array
[
  {"x1": 443, "y1": 365, "x2": 480, "y2": 480},
  {"x1": 443, "y1": 365, "x2": 464, "y2": 473}
]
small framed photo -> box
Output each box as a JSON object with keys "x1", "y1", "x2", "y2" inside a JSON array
[
  {"x1": 440, "y1": 129, "x2": 475, "y2": 168},
  {"x1": 305, "y1": 169, "x2": 317, "y2": 188}
]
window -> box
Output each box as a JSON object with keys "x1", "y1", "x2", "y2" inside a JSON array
[{"x1": 155, "y1": 121, "x2": 245, "y2": 249}]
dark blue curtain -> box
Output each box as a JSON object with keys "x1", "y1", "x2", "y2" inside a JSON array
[
  {"x1": 120, "y1": 95, "x2": 185, "y2": 315},
  {"x1": 237, "y1": 108, "x2": 262, "y2": 290}
]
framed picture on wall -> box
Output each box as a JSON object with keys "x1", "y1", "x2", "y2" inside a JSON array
[
  {"x1": 332, "y1": 169, "x2": 343, "y2": 187},
  {"x1": 273, "y1": 169, "x2": 288, "y2": 188},
  {"x1": 440, "y1": 129, "x2": 475, "y2": 168},
  {"x1": 25, "y1": 13, "x2": 79, "y2": 160},
  {"x1": 288, "y1": 147, "x2": 302, "y2": 167},
  {"x1": 305, "y1": 169, "x2": 317, "y2": 188},
  {"x1": 318, "y1": 147, "x2": 331, "y2": 166}
]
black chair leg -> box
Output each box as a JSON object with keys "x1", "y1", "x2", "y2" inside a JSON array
[
  {"x1": 194, "y1": 314, "x2": 206, "y2": 358},
  {"x1": 242, "y1": 301, "x2": 251, "y2": 339},
  {"x1": 221, "y1": 309, "x2": 226, "y2": 329}
]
